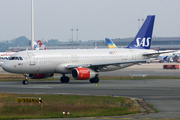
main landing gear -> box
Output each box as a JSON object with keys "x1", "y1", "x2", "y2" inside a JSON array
[
  {"x1": 22, "y1": 74, "x2": 29, "y2": 85},
  {"x1": 60, "y1": 74, "x2": 99, "y2": 83},
  {"x1": 60, "y1": 74, "x2": 70, "y2": 83},
  {"x1": 89, "y1": 77, "x2": 99, "y2": 83}
]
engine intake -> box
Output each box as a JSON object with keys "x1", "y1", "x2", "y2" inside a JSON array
[{"x1": 71, "y1": 68, "x2": 97, "y2": 80}]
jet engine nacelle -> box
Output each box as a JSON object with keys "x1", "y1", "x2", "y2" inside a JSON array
[
  {"x1": 71, "y1": 68, "x2": 97, "y2": 80},
  {"x1": 28, "y1": 73, "x2": 54, "y2": 79}
]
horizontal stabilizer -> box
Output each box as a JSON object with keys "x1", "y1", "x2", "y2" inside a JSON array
[{"x1": 143, "y1": 50, "x2": 177, "y2": 56}]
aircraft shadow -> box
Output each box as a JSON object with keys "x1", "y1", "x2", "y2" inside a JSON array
[{"x1": 28, "y1": 81, "x2": 92, "y2": 85}]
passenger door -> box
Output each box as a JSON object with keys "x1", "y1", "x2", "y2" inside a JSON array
[
  {"x1": 28, "y1": 53, "x2": 35, "y2": 65},
  {"x1": 130, "y1": 50, "x2": 136, "y2": 60}
]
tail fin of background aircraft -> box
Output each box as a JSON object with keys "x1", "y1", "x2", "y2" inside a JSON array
[
  {"x1": 105, "y1": 38, "x2": 118, "y2": 48},
  {"x1": 33, "y1": 40, "x2": 46, "y2": 50},
  {"x1": 163, "y1": 56, "x2": 168, "y2": 62},
  {"x1": 34, "y1": 41, "x2": 39, "y2": 50},
  {"x1": 37, "y1": 40, "x2": 46, "y2": 50},
  {"x1": 127, "y1": 15, "x2": 155, "y2": 49}
]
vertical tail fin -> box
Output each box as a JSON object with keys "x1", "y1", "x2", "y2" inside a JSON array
[
  {"x1": 34, "y1": 41, "x2": 39, "y2": 50},
  {"x1": 127, "y1": 15, "x2": 155, "y2": 49},
  {"x1": 37, "y1": 40, "x2": 46, "y2": 50},
  {"x1": 105, "y1": 38, "x2": 118, "y2": 48},
  {"x1": 163, "y1": 56, "x2": 168, "y2": 62}
]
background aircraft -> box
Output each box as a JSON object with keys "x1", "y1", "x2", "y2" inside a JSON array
[
  {"x1": 0, "y1": 40, "x2": 45, "y2": 66},
  {"x1": 3, "y1": 15, "x2": 172, "y2": 85},
  {"x1": 0, "y1": 52, "x2": 15, "y2": 66}
]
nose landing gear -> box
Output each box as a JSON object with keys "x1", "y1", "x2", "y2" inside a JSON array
[{"x1": 22, "y1": 74, "x2": 29, "y2": 85}]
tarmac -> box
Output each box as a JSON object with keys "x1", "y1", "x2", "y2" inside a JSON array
[{"x1": 0, "y1": 63, "x2": 180, "y2": 120}]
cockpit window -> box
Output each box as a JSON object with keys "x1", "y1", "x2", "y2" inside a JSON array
[
  {"x1": 19, "y1": 57, "x2": 23, "y2": 60},
  {"x1": 9, "y1": 57, "x2": 15, "y2": 60},
  {"x1": 9, "y1": 56, "x2": 23, "y2": 60},
  {"x1": 15, "y1": 57, "x2": 19, "y2": 60}
]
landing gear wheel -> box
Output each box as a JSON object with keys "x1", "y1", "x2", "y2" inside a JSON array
[
  {"x1": 22, "y1": 74, "x2": 29, "y2": 85},
  {"x1": 65, "y1": 76, "x2": 70, "y2": 83},
  {"x1": 94, "y1": 77, "x2": 99, "y2": 83},
  {"x1": 89, "y1": 77, "x2": 99, "y2": 83},
  {"x1": 60, "y1": 76, "x2": 70, "y2": 83},
  {"x1": 60, "y1": 77, "x2": 65, "y2": 83},
  {"x1": 90, "y1": 78, "x2": 95, "y2": 83},
  {"x1": 22, "y1": 80, "x2": 28, "y2": 85}
]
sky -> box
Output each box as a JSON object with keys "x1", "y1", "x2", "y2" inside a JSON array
[{"x1": 0, "y1": 0, "x2": 180, "y2": 42}]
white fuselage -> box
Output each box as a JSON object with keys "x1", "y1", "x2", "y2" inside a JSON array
[{"x1": 2, "y1": 49, "x2": 157, "y2": 74}]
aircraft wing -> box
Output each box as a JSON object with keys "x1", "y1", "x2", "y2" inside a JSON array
[{"x1": 67, "y1": 58, "x2": 155, "y2": 69}]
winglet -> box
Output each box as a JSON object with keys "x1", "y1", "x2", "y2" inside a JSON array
[
  {"x1": 105, "y1": 38, "x2": 118, "y2": 49},
  {"x1": 127, "y1": 15, "x2": 155, "y2": 49}
]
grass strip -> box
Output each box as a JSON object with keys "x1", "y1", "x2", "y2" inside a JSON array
[{"x1": 0, "y1": 93, "x2": 140, "y2": 119}]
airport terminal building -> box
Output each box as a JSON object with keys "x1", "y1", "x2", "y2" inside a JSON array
[
  {"x1": 95, "y1": 37, "x2": 180, "y2": 50},
  {"x1": 8, "y1": 37, "x2": 180, "y2": 51}
]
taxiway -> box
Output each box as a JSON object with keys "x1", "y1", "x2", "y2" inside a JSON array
[
  {"x1": 0, "y1": 63, "x2": 180, "y2": 119},
  {"x1": 0, "y1": 79, "x2": 180, "y2": 119}
]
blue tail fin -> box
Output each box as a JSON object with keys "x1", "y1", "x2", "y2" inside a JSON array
[
  {"x1": 127, "y1": 15, "x2": 155, "y2": 49},
  {"x1": 163, "y1": 56, "x2": 168, "y2": 61},
  {"x1": 105, "y1": 38, "x2": 118, "y2": 49}
]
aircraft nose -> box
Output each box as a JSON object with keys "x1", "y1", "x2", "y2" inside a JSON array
[{"x1": 2, "y1": 62, "x2": 11, "y2": 72}]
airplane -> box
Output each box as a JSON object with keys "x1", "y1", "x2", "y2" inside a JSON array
[
  {"x1": 0, "y1": 52, "x2": 15, "y2": 66},
  {"x1": 159, "y1": 51, "x2": 180, "y2": 58},
  {"x1": 2, "y1": 15, "x2": 173, "y2": 85},
  {"x1": 0, "y1": 40, "x2": 45, "y2": 66}
]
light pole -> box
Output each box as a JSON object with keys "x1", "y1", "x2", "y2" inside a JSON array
[
  {"x1": 138, "y1": 15, "x2": 140, "y2": 30},
  {"x1": 76, "y1": 26, "x2": 79, "y2": 48},
  {"x1": 142, "y1": 15, "x2": 144, "y2": 25},
  {"x1": 71, "y1": 26, "x2": 73, "y2": 49}
]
